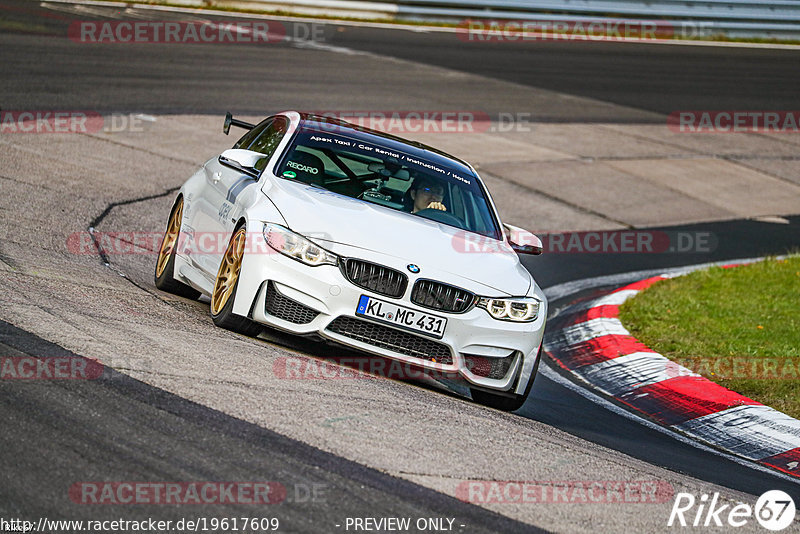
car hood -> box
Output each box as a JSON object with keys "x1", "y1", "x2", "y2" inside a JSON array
[{"x1": 262, "y1": 178, "x2": 532, "y2": 296}]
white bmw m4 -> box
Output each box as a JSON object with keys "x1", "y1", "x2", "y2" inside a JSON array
[{"x1": 155, "y1": 111, "x2": 547, "y2": 410}]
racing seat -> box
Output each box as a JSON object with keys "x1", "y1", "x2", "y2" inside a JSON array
[{"x1": 286, "y1": 150, "x2": 326, "y2": 186}]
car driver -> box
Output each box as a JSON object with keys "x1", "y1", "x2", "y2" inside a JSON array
[{"x1": 408, "y1": 177, "x2": 447, "y2": 214}]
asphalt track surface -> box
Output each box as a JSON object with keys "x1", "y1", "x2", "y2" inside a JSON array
[
  {"x1": 529, "y1": 215, "x2": 800, "y2": 289},
  {"x1": 2, "y1": 1, "x2": 800, "y2": 531},
  {"x1": 0, "y1": 320, "x2": 535, "y2": 533},
  {"x1": 1, "y1": 0, "x2": 799, "y2": 119}
]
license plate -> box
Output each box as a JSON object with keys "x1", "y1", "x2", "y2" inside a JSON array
[{"x1": 356, "y1": 295, "x2": 447, "y2": 339}]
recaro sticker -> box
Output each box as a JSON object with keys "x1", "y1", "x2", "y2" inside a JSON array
[{"x1": 287, "y1": 161, "x2": 318, "y2": 174}]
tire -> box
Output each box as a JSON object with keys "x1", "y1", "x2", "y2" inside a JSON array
[
  {"x1": 210, "y1": 226, "x2": 262, "y2": 336},
  {"x1": 470, "y1": 345, "x2": 542, "y2": 412},
  {"x1": 154, "y1": 197, "x2": 201, "y2": 300}
]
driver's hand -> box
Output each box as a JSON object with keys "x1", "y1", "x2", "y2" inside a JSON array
[{"x1": 427, "y1": 201, "x2": 446, "y2": 212}]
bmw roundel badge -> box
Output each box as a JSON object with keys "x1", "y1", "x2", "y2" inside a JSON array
[{"x1": 407, "y1": 264, "x2": 420, "y2": 273}]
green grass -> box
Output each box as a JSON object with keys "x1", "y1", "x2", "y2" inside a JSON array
[{"x1": 619, "y1": 255, "x2": 800, "y2": 419}]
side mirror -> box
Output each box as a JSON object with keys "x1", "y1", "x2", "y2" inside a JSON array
[
  {"x1": 503, "y1": 224, "x2": 543, "y2": 255},
  {"x1": 219, "y1": 149, "x2": 265, "y2": 178}
]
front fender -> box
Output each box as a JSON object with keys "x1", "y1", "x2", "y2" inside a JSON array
[{"x1": 231, "y1": 199, "x2": 287, "y2": 318}]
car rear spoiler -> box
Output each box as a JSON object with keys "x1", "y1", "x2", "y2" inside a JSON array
[{"x1": 223, "y1": 112, "x2": 255, "y2": 135}]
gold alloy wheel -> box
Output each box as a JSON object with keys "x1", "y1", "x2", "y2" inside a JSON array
[
  {"x1": 211, "y1": 228, "x2": 246, "y2": 316},
  {"x1": 155, "y1": 199, "x2": 183, "y2": 278}
]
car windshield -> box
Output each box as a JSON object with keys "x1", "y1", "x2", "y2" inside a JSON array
[{"x1": 275, "y1": 128, "x2": 501, "y2": 239}]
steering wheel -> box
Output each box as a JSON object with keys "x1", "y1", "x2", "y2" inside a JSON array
[{"x1": 415, "y1": 208, "x2": 466, "y2": 229}]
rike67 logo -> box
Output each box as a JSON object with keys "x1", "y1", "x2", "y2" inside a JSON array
[{"x1": 668, "y1": 490, "x2": 796, "y2": 531}]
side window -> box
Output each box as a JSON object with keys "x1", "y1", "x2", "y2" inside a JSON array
[
  {"x1": 249, "y1": 117, "x2": 289, "y2": 164},
  {"x1": 232, "y1": 117, "x2": 289, "y2": 172},
  {"x1": 450, "y1": 186, "x2": 467, "y2": 226},
  {"x1": 233, "y1": 118, "x2": 272, "y2": 150},
  {"x1": 467, "y1": 194, "x2": 492, "y2": 235}
]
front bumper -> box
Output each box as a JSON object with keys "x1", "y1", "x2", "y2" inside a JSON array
[{"x1": 233, "y1": 236, "x2": 547, "y2": 395}]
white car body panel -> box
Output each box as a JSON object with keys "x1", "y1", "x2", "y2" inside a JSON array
[{"x1": 262, "y1": 178, "x2": 531, "y2": 296}]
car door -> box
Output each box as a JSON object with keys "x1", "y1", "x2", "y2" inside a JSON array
[{"x1": 198, "y1": 116, "x2": 290, "y2": 276}]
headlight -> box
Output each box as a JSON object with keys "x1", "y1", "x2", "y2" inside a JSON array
[
  {"x1": 263, "y1": 224, "x2": 338, "y2": 267},
  {"x1": 476, "y1": 296, "x2": 540, "y2": 322}
]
